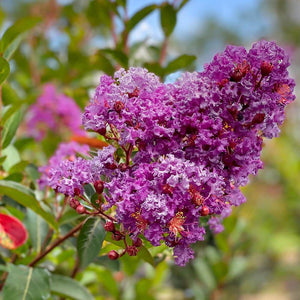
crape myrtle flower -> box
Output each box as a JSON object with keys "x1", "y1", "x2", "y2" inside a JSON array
[
  {"x1": 47, "y1": 145, "x2": 116, "y2": 197},
  {"x1": 44, "y1": 40, "x2": 295, "y2": 266},
  {"x1": 26, "y1": 83, "x2": 85, "y2": 140},
  {"x1": 38, "y1": 141, "x2": 90, "y2": 189}
]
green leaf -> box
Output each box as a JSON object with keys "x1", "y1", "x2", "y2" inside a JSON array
[
  {"x1": 58, "y1": 209, "x2": 82, "y2": 225},
  {"x1": 1, "y1": 83, "x2": 21, "y2": 105},
  {"x1": 77, "y1": 217, "x2": 106, "y2": 269},
  {"x1": 4, "y1": 172, "x2": 23, "y2": 182},
  {"x1": 0, "y1": 56, "x2": 10, "y2": 85},
  {"x1": 3, "y1": 264, "x2": 50, "y2": 300},
  {"x1": 94, "y1": 52, "x2": 115, "y2": 75},
  {"x1": 165, "y1": 54, "x2": 197, "y2": 74},
  {"x1": 143, "y1": 62, "x2": 164, "y2": 78},
  {"x1": 116, "y1": 0, "x2": 126, "y2": 7},
  {"x1": 1, "y1": 103, "x2": 22, "y2": 126},
  {"x1": 94, "y1": 256, "x2": 120, "y2": 271},
  {"x1": 0, "y1": 17, "x2": 41, "y2": 54},
  {"x1": 137, "y1": 246, "x2": 154, "y2": 266},
  {"x1": 160, "y1": 3, "x2": 177, "y2": 37},
  {"x1": 178, "y1": 0, "x2": 190, "y2": 11},
  {"x1": 2, "y1": 145, "x2": 20, "y2": 171},
  {"x1": 1, "y1": 109, "x2": 22, "y2": 149},
  {"x1": 50, "y1": 274, "x2": 94, "y2": 300},
  {"x1": 0, "y1": 180, "x2": 57, "y2": 231},
  {"x1": 0, "y1": 156, "x2": 7, "y2": 164},
  {"x1": 9, "y1": 160, "x2": 29, "y2": 174},
  {"x1": 83, "y1": 183, "x2": 96, "y2": 201},
  {"x1": 3, "y1": 35, "x2": 22, "y2": 60},
  {"x1": 101, "y1": 49, "x2": 128, "y2": 68},
  {"x1": 194, "y1": 258, "x2": 217, "y2": 291},
  {"x1": 24, "y1": 210, "x2": 49, "y2": 253},
  {"x1": 126, "y1": 4, "x2": 158, "y2": 32}
]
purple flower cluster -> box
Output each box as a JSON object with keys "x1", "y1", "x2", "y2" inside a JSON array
[
  {"x1": 46, "y1": 41, "x2": 295, "y2": 266},
  {"x1": 26, "y1": 84, "x2": 85, "y2": 140},
  {"x1": 38, "y1": 142, "x2": 90, "y2": 191}
]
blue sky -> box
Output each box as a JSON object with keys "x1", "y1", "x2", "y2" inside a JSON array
[{"x1": 127, "y1": 0, "x2": 271, "y2": 43}]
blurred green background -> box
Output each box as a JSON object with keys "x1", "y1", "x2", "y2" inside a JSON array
[{"x1": 0, "y1": 0, "x2": 299, "y2": 299}]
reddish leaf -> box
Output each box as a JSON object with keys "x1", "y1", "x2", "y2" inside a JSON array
[{"x1": 0, "y1": 213, "x2": 28, "y2": 249}]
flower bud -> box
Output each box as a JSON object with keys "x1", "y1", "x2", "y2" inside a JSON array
[
  {"x1": 97, "y1": 127, "x2": 106, "y2": 136},
  {"x1": 162, "y1": 184, "x2": 173, "y2": 195},
  {"x1": 261, "y1": 61, "x2": 273, "y2": 76},
  {"x1": 105, "y1": 163, "x2": 117, "y2": 170},
  {"x1": 112, "y1": 231, "x2": 123, "y2": 241},
  {"x1": 201, "y1": 205, "x2": 210, "y2": 216},
  {"x1": 132, "y1": 237, "x2": 142, "y2": 247},
  {"x1": 108, "y1": 250, "x2": 119, "y2": 260},
  {"x1": 74, "y1": 188, "x2": 81, "y2": 196},
  {"x1": 76, "y1": 205, "x2": 86, "y2": 214},
  {"x1": 126, "y1": 246, "x2": 138, "y2": 256},
  {"x1": 93, "y1": 180, "x2": 104, "y2": 194},
  {"x1": 104, "y1": 221, "x2": 115, "y2": 232},
  {"x1": 119, "y1": 163, "x2": 127, "y2": 172},
  {"x1": 69, "y1": 197, "x2": 80, "y2": 209},
  {"x1": 114, "y1": 101, "x2": 125, "y2": 113}
]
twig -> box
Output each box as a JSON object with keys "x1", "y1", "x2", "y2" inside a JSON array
[
  {"x1": 70, "y1": 256, "x2": 80, "y2": 278},
  {"x1": 159, "y1": 37, "x2": 169, "y2": 66},
  {"x1": 28, "y1": 220, "x2": 85, "y2": 267},
  {"x1": 109, "y1": 0, "x2": 118, "y2": 48}
]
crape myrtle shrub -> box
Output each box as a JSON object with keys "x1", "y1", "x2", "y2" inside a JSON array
[
  {"x1": 0, "y1": 0, "x2": 296, "y2": 298},
  {"x1": 41, "y1": 40, "x2": 295, "y2": 266}
]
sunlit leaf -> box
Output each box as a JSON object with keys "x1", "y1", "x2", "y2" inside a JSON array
[
  {"x1": 165, "y1": 54, "x2": 196, "y2": 74},
  {"x1": 1, "y1": 109, "x2": 22, "y2": 149},
  {"x1": 0, "y1": 56, "x2": 10, "y2": 85},
  {"x1": 0, "y1": 17, "x2": 41, "y2": 54},
  {"x1": 137, "y1": 246, "x2": 154, "y2": 266},
  {"x1": 126, "y1": 4, "x2": 158, "y2": 32}
]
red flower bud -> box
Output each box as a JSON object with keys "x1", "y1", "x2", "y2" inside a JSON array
[
  {"x1": 108, "y1": 250, "x2": 119, "y2": 260},
  {"x1": 114, "y1": 101, "x2": 125, "y2": 113},
  {"x1": 261, "y1": 61, "x2": 273, "y2": 76},
  {"x1": 119, "y1": 163, "x2": 127, "y2": 172},
  {"x1": 69, "y1": 198, "x2": 80, "y2": 209},
  {"x1": 126, "y1": 245, "x2": 138, "y2": 256},
  {"x1": 76, "y1": 205, "x2": 86, "y2": 214},
  {"x1": 74, "y1": 188, "x2": 81, "y2": 196},
  {"x1": 104, "y1": 221, "x2": 115, "y2": 232},
  {"x1": 132, "y1": 237, "x2": 143, "y2": 247},
  {"x1": 93, "y1": 180, "x2": 104, "y2": 194},
  {"x1": 201, "y1": 205, "x2": 210, "y2": 216},
  {"x1": 162, "y1": 184, "x2": 173, "y2": 195},
  {"x1": 97, "y1": 127, "x2": 106, "y2": 136},
  {"x1": 105, "y1": 163, "x2": 117, "y2": 170}
]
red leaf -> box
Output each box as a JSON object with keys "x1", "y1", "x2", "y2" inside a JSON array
[{"x1": 0, "y1": 213, "x2": 28, "y2": 249}]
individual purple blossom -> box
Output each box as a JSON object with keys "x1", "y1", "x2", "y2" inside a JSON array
[{"x1": 26, "y1": 83, "x2": 85, "y2": 140}]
